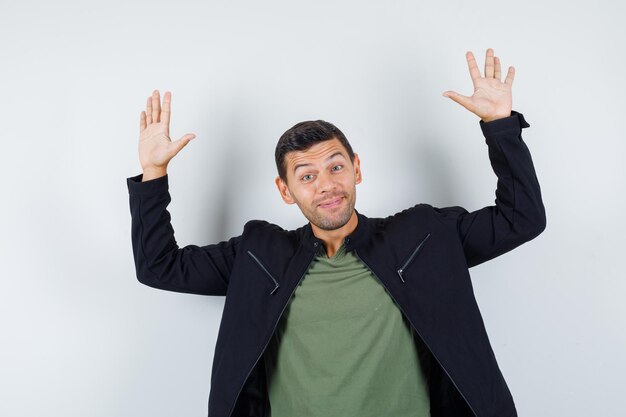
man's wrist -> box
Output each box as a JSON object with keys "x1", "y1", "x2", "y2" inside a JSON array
[
  {"x1": 479, "y1": 110, "x2": 530, "y2": 139},
  {"x1": 142, "y1": 167, "x2": 167, "y2": 182},
  {"x1": 481, "y1": 111, "x2": 512, "y2": 123}
]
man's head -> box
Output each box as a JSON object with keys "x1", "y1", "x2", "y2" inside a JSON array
[{"x1": 274, "y1": 120, "x2": 362, "y2": 231}]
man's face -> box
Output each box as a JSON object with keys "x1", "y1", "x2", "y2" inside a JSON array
[{"x1": 275, "y1": 138, "x2": 362, "y2": 231}]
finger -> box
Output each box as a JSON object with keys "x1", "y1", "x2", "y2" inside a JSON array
[
  {"x1": 485, "y1": 48, "x2": 494, "y2": 78},
  {"x1": 504, "y1": 66, "x2": 515, "y2": 86},
  {"x1": 494, "y1": 56, "x2": 501, "y2": 81},
  {"x1": 151, "y1": 90, "x2": 161, "y2": 123},
  {"x1": 146, "y1": 97, "x2": 153, "y2": 124},
  {"x1": 169, "y1": 133, "x2": 196, "y2": 156},
  {"x1": 465, "y1": 51, "x2": 481, "y2": 86},
  {"x1": 161, "y1": 91, "x2": 171, "y2": 133},
  {"x1": 140, "y1": 111, "x2": 147, "y2": 132},
  {"x1": 443, "y1": 91, "x2": 474, "y2": 112}
]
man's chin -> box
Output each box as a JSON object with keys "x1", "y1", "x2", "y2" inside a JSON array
[{"x1": 310, "y1": 209, "x2": 353, "y2": 231}]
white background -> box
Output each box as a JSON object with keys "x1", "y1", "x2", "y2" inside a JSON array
[{"x1": 1, "y1": 1, "x2": 625, "y2": 416}]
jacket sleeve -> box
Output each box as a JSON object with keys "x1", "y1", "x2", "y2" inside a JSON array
[
  {"x1": 127, "y1": 173, "x2": 239, "y2": 296},
  {"x1": 432, "y1": 110, "x2": 546, "y2": 268}
]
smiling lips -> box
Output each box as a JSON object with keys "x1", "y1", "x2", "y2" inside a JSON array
[{"x1": 318, "y1": 197, "x2": 343, "y2": 209}]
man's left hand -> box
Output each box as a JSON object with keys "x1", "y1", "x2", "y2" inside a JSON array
[{"x1": 443, "y1": 48, "x2": 514, "y2": 123}]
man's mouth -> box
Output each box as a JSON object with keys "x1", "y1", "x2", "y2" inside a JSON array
[{"x1": 318, "y1": 197, "x2": 343, "y2": 209}]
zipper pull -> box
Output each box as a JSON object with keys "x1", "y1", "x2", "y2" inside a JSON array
[{"x1": 397, "y1": 269, "x2": 406, "y2": 283}]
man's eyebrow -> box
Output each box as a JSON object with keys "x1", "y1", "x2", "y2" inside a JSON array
[{"x1": 293, "y1": 151, "x2": 345, "y2": 173}]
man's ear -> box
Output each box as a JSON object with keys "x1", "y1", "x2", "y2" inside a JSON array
[
  {"x1": 353, "y1": 153, "x2": 362, "y2": 185},
  {"x1": 275, "y1": 176, "x2": 295, "y2": 204}
]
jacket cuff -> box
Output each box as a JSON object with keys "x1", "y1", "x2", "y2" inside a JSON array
[
  {"x1": 479, "y1": 110, "x2": 530, "y2": 138},
  {"x1": 127, "y1": 173, "x2": 169, "y2": 197}
]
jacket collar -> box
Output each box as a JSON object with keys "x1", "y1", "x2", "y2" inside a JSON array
[{"x1": 299, "y1": 208, "x2": 369, "y2": 253}]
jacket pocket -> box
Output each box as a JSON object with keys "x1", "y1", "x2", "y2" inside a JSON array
[
  {"x1": 396, "y1": 232, "x2": 431, "y2": 282},
  {"x1": 247, "y1": 250, "x2": 280, "y2": 295}
]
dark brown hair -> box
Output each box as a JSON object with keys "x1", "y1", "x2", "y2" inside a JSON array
[{"x1": 275, "y1": 120, "x2": 355, "y2": 182}]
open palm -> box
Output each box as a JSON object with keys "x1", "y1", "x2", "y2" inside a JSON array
[
  {"x1": 443, "y1": 48, "x2": 514, "y2": 122},
  {"x1": 139, "y1": 90, "x2": 196, "y2": 172}
]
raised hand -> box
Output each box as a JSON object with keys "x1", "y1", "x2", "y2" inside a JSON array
[
  {"x1": 443, "y1": 48, "x2": 514, "y2": 122},
  {"x1": 139, "y1": 90, "x2": 196, "y2": 181}
]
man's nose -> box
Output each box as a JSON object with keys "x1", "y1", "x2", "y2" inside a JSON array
[{"x1": 317, "y1": 171, "x2": 337, "y2": 193}]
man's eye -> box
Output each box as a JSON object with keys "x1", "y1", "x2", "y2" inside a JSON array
[
  {"x1": 302, "y1": 174, "x2": 314, "y2": 181},
  {"x1": 332, "y1": 165, "x2": 343, "y2": 171}
]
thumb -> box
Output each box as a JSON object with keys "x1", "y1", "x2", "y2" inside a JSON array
[
  {"x1": 443, "y1": 91, "x2": 473, "y2": 111},
  {"x1": 169, "y1": 133, "x2": 196, "y2": 156}
]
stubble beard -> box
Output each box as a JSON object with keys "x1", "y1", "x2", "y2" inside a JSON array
[{"x1": 299, "y1": 190, "x2": 356, "y2": 231}]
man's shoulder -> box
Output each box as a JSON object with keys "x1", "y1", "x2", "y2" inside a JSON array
[
  {"x1": 375, "y1": 203, "x2": 443, "y2": 225},
  {"x1": 366, "y1": 202, "x2": 468, "y2": 235},
  {"x1": 240, "y1": 218, "x2": 307, "y2": 245}
]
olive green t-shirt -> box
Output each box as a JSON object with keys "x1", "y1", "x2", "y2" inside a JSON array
[{"x1": 263, "y1": 242, "x2": 431, "y2": 417}]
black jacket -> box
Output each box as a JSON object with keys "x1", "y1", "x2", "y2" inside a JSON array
[{"x1": 127, "y1": 110, "x2": 546, "y2": 417}]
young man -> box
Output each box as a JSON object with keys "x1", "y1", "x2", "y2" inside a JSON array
[{"x1": 127, "y1": 48, "x2": 546, "y2": 417}]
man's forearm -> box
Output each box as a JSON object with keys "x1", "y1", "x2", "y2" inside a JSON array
[{"x1": 126, "y1": 173, "x2": 236, "y2": 296}]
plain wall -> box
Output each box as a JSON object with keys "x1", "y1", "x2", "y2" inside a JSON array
[{"x1": 1, "y1": 0, "x2": 625, "y2": 416}]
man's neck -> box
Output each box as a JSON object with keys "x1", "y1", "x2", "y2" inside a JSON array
[{"x1": 310, "y1": 210, "x2": 358, "y2": 258}]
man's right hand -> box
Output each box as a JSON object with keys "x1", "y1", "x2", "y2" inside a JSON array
[{"x1": 139, "y1": 90, "x2": 196, "y2": 181}]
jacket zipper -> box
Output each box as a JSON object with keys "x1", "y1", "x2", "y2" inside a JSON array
[
  {"x1": 354, "y1": 249, "x2": 478, "y2": 417},
  {"x1": 227, "y1": 249, "x2": 317, "y2": 417},
  {"x1": 247, "y1": 250, "x2": 280, "y2": 295},
  {"x1": 397, "y1": 232, "x2": 430, "y2": 282}
]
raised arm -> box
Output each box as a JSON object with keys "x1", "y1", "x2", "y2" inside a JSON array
[
  {"x1": 437, "y1": 49, "x2": 546, "y2": 267},
  {"x1": 127, "y1": 90, "x2": 238, "y2": 295}
]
